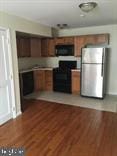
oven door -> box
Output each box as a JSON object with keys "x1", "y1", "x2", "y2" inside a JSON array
[
  {"x1": 53, "y1": 69, "x2": 71, "y2": 93},
  {"x1": 53, "y1": 70, "x2": 71, "y2": 83}
]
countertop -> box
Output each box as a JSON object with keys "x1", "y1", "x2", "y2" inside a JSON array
[
  {"x1": 19, "y1": 67, "x2": 81, "y2": 73},
  {"x1": 19, "y1": 67, "x2": 53, "y2": 73},
  {"x1": 71, "y1": 69, "x2": 81, "y2": 72}
]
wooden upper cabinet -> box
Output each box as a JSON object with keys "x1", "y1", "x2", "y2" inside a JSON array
[
  {"x1": 86, "y1": 34, "x2": 109, "y2": 45},
  {"x1": 55, "y1": 37, "x2": 65, "y2": 45},
  {"x1": 20, "y1": 38, "x2": 31, "y2": 57},
  {"x1": 74, "y1": 36, "x2": 86, "y2": 57},
  {"x1": 17, "y1": 37, "x2": 30, "y2": 57},
  {"x1": 41, "y1": 38, "x2": 48, "y2": 57},
  {"x1": 16, "y1": 34, "x2": 109, "y2": 58},
  {"x1": 47, "y1": 38, "x2": 55, "y2": 56},
  {"x1": 95, "y1": 34, "x2": 109, "y2": 44},
  {"x1": 85, "y1": 34, "x2": 109, "y2": 45},
  {"x1": 74, "y1": 34, "x2": 109, "y2": 57},
  {"x1": 55, "y1": 37, "x2": 74, "y2": 45},
  {"x1": 41, "y1": 38, "x2": 55, "y2": 57},
  {"x1": 30, "y1": 38, "x2": 41, "y2": 57},
  {"x1": 72, "y1": 70, "x2": 80, "y2": 94},
  {"x1": 85, "y1": 35, "x2": 96, "y2": 45},
  {"x1": 64, "y1": 37, "x2": 74, "y2": 44}
]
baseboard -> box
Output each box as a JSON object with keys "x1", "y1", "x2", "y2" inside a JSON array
[
  {"x1": 16, "y1": 111, "x2": 22, "y2": 117},
  {"x1": 107, "y1": 92, "x2": 117, "y2": 95},
  {"x1": 0, "y1": 113, "x2": 12, "y2": 125}
]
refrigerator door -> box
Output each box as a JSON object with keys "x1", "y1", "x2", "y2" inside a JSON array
[
  {"x1": 82, "y1": 48, "x2": 105, "y2": 64},
  {"x1": 81, "y1": 64, "x2": 104, "y2": 98}
]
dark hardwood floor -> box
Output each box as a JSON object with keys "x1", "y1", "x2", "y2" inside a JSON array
[{"x1": 0, "y1": 100, "x2": 117, "y2": 156}]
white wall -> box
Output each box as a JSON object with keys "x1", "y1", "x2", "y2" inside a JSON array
[
  {"x1": 57, "y1": 24, "x2": 117, "y2": 95},
  {"x1": 0, "y1": 11, "x2": 52, "y2": 115}
]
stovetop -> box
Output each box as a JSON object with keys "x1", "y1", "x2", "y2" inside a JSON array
[{"x1": 53, "y1": 60, "x2": 77, "y2": 72}]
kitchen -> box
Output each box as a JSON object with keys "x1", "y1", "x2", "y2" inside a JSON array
[
  {"x1": 0, "y1": 1, "x2": 117, "y2": 155},
  {"x1": 17, "y1": 32, "x2": 112, "y2": 112},
  {"x1": 0, "y1": 1, "x2": 116, "y2": 119}
]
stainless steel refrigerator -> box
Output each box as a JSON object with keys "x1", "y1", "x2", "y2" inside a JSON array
[{"x1": 81, "y1": 48, "x2": 108, "y2": 98}]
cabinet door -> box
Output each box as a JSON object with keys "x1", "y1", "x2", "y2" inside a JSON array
[
  {"x1": 47, "y1": 38, "x2": 55, "y2": 56},
  {"x1": 30, "y1": 38, "x2": 41, "y2": 57},
  {"x1": 45, "y1": 70, "x2": 53, "y2": 91},
  {"x1": 34, "y1": 70, "x2": 45, "y2": 91},
  {"x1": 96, "y1": 34, "x2": 109, "y2": 44},
  {"x1": 74, "y1": 36, "x2": 86, "y2": 57},
  {"x1": 85, "y1": 35, "x2": 96, "y2": 45},
  {"x1": 20, "y1": 38, "x2": 30, "y2": 57},
  {"x1": 72, "y1": 71, "x2": 80, "y2": 94},
  {"x1": 64, "y1": 37, "x2": 74, "y2": 44},
  {"x1": 41, "y1": 39, "x2": 48, "y2": 57},
  {"x1": 55, "y1": 38, "x2": 65, "y2": 45}
]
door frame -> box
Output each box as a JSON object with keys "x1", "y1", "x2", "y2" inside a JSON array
[{"x1": 0, "y1": 26, "x2": 17, "y2": 119}]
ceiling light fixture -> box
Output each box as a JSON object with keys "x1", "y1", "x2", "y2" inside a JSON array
[
  {"x1": 79, "y1": 2, "x2": 97, "y2": 13},
  {"x1": 80, "y1": 14, "x2": 85, "y2": 17},
  {"x1": 57, "y1": 24, "x2": 68, "y2": 29}
]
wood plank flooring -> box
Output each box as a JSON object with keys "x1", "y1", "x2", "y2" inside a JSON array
[{"x1": 0, "y1": 100, "x2": 117, "y2": 156}]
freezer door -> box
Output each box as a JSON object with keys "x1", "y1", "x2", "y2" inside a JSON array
[
  {"x1": 81, "y1": 64, "x2": 104, "y2": 98},
  {"x1": 82, "y1": 48, "x2": 105, "y2": 64}
]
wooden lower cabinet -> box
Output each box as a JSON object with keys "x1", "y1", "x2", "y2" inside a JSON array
[
  {"x1": 45, "y1": 70, "x2": 53, "y2": 91},
  {"x1": 34, "y1": 69, "x2": 53, "y2": 91},
  {"x1": 72, "y1": 70, "x2": 80, "y2": 94},
  {"x1": 34, "y1": 70, "x2": 45, "y2": 91},
  {"x1": 34, "y1": 69, "x2": 80, "y2": 93}
]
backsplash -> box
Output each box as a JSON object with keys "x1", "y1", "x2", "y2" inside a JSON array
[{"x1": 18, "y1": 57, "x2": 81, "y2": 70}]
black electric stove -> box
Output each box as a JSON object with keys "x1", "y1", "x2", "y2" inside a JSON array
[{"x1": 53, "y1": 61, "x2": 77, "y2": 93}]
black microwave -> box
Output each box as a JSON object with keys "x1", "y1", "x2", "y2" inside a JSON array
[{"x1": 55, "y1": 45, "x2": 74, "y2": 56}]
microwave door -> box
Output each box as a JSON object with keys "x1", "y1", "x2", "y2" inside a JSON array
[
  {"x1": 56, "y1": 49, "x2": 67, "y2": 56},
  {"x1": 55, "y1": 45, "x2": 74, "y2": 56}
]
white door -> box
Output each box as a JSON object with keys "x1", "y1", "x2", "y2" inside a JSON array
[{"x1": 0, "y1": 28, "x2": 14, "y2": 125}]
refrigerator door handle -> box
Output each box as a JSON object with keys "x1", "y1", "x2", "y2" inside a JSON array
[
  {"x1": 101, "y1": 51, "x2": 104, "y2": 77},
  {"x1": 101, "y1": 64, "x2": 104, "y2": 77},
  {"x1": 102, "y1": 50, "x2": 104, "y2": 63}
]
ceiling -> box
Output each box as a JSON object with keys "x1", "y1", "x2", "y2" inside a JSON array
[{"x1": 0, "y1": 0, "x2": 117, "y2": 28}]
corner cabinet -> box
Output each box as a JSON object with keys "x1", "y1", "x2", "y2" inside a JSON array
[{"x1": 72, "y1": 70, "x2": 80, "y2": 94}]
